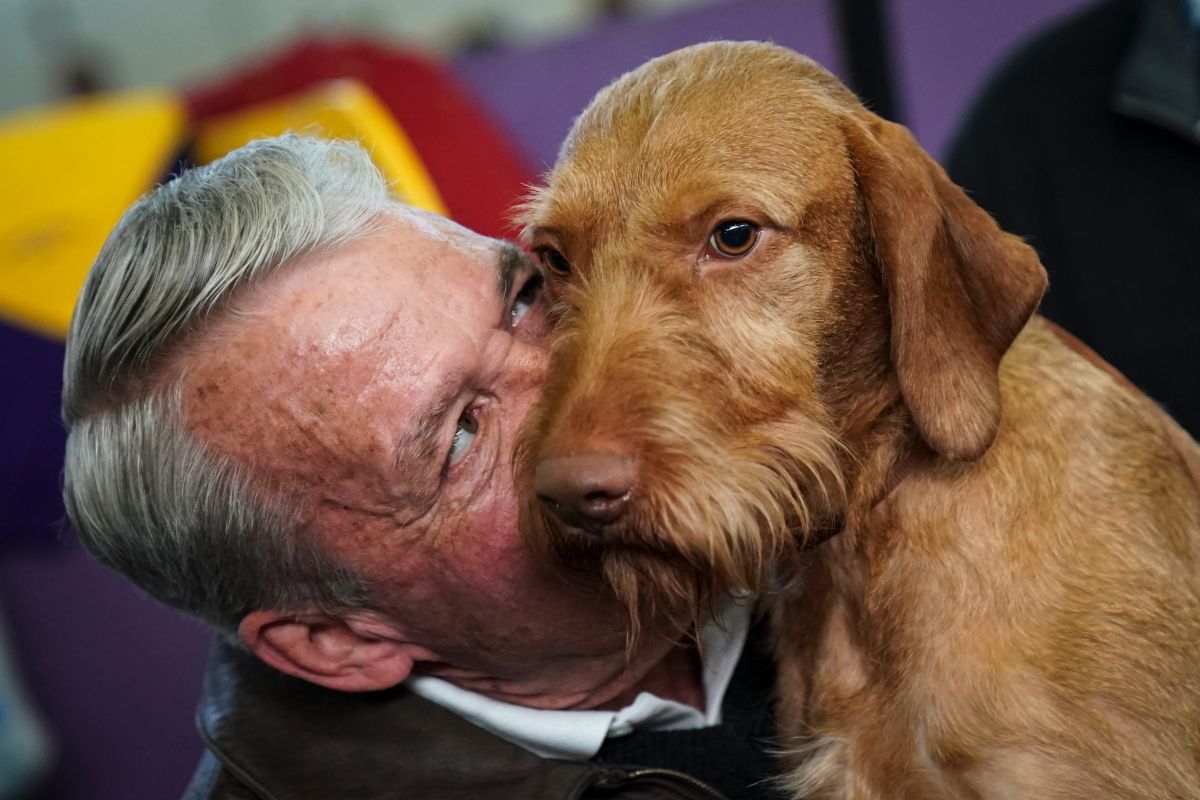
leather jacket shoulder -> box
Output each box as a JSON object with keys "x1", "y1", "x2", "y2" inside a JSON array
[{"x1": 182, "y1": 640, "x2": 728, "y2": 800}]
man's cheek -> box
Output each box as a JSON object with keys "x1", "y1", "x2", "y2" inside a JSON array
[{"x1": 517, "y1": 303, "x2": 553, "y2": 348}]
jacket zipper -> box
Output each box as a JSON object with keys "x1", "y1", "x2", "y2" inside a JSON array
[{"x1": 619, "y1": 767, "x2": 730, "y2": 799}]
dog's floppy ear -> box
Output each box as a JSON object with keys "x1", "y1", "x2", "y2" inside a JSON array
[{"x1": 843, "y1": 114, "x2": 1046, "y2": 461}]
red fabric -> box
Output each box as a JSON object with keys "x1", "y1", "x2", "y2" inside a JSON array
[{"x1": 185, "y1": 39, "x2": 533, "y2": 239}]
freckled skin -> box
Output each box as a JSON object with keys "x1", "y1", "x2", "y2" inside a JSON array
[{"x1": 181, "y1": 209, "x2": 684, "y2": 709}]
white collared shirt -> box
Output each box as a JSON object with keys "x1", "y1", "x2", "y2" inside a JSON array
[{"x1": 405, "y1": 596, "x2": 753, "y2": 760}]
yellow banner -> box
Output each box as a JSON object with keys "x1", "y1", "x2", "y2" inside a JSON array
[
  {"x1": 193, "y1": 80, "x2": 446, "y2": 215},
  {"x1": 0, "y1": 90, "x2": 185, "y2": 340}
]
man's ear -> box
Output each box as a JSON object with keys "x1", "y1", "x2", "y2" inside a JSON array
[{"x1": 238, "y1": 609, "x2": 431, "y2": 692}]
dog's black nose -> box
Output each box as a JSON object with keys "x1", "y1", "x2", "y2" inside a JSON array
[{"x1": 534, "y1": 452, "x2": 635, "y2": 532}]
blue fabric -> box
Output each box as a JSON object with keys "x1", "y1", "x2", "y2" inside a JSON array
[{"x1": 0, "y1": 322, "x2": 68, "y2": 549}]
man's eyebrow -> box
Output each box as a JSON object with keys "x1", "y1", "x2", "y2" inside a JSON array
[{"x1": 497, "y1": 242, "x2": 533, "y2": 302}]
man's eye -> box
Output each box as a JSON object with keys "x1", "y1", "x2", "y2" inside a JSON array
[
  {"x1": 447, "y1": 408, "x2": 479, "y2": 467},
  {"x1": 511, "y1": 273, "x2": 544, "y2": 325}
]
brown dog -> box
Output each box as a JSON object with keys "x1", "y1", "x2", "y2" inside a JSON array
[{"x1": 516, "y1": 42, "x2": 1200, "y2": 798}]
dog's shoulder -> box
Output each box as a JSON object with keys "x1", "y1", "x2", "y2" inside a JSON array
[
  {"x1": 879, "y1": 316, "x2": 1200, "y2": 568},
  {"x1": 997, "y1": 318, "x2": 1198, "y2": 475}
]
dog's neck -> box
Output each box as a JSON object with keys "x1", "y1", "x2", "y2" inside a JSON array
[
  {"x1": 809, "y1": 248, "x2": 928, "y2": 549},
  {"x1": 805, "y1": 402, "x2": 930, "y2": 551}
]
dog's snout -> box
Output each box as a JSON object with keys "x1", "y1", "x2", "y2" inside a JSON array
[{"x1": 534, "y1": 452, "x2": 635, "y2": 532}]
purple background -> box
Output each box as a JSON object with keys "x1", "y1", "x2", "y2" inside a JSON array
[{"x1": 0, "y1": 1, "x2": 1095, "y2": 797}]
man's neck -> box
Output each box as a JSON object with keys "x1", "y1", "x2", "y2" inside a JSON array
[
  {"x1": 403, "y1": 598, "x2": 753, "y2": 762},
  {"x1": 597, "y1": 639, "x2": 706, "y2": 712},
  {"x1": 412, "y1": 629, "x2": 691, "y2": 711}
]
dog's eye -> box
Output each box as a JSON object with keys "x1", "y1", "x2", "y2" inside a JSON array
[
  {"x1": 708, "y1": 220, "x2": 759, "y2": 259},
  {"x1": 536, "y1": 248, "x2": 572, "y2": 276}
]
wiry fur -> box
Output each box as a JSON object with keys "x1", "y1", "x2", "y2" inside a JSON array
[
  {"x1": 515, "y1": 255, "x2": 847, "y2": 639},
  {"x1": 517, "y1": 41, "x2": 1200, "y2": 798}
]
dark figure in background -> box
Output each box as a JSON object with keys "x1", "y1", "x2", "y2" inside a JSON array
[{"x1": 947, "y1": 0, "x2": 1200, "y2": 435}]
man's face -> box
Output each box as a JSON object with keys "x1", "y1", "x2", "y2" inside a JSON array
[{"x1": 182, "y1": 210, "x2": 650, "y2": 706}]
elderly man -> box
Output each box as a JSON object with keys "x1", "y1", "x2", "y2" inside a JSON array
[{"x1": 62, "y1": 136, "x2": 779, "y2": 799}]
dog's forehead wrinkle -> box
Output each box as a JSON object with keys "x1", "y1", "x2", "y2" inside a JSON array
[
  {"x1": 552, "y1": 131, "x2": 848, "y2": 255},
  {"x1": 547, "y1": 166, "x2": 815, "y2": 266}
]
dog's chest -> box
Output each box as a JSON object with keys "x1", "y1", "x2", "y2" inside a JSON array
[
  {"x1": 768, "y1": 585, "x2": 956, "y2": 799},
  {"x1": 766, "y1": 544, "x2": 1043, "y2": 799}
]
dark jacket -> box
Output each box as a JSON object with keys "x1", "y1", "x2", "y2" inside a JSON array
[
  {"x1": 182, "y1": 637, "x2": 779, "y2": 800},
  {"x1": 946, "y1": 0, "x2": 1200, "y2": 435}
]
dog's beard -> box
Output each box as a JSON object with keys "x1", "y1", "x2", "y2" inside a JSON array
[
  {"x1": 537, "y1": 528, "x2": 712, "y2": 648},
  {"x1": 520, "y1": 411, "x2": 846, "y2": 644}
]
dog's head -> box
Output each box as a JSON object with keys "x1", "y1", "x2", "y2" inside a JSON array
[{"x1": 516, "y1": 41, "x2": 1046, "y2": 629}]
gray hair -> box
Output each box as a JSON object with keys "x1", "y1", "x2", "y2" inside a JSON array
[{"x1": 62, "y1": 135, "x2": 399, "y2": 635}]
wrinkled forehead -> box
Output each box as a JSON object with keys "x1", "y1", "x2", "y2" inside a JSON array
[
  {"x1": 527, "y1": 45, "x2": 855, "y2": 234},
  {"x1": 180, "y1": 214, "x2": 498, "y2": 486}
]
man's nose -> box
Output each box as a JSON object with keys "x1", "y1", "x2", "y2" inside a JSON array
[{"x1": 534, "y1": 452, "x2": 636, "y2": 532}]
